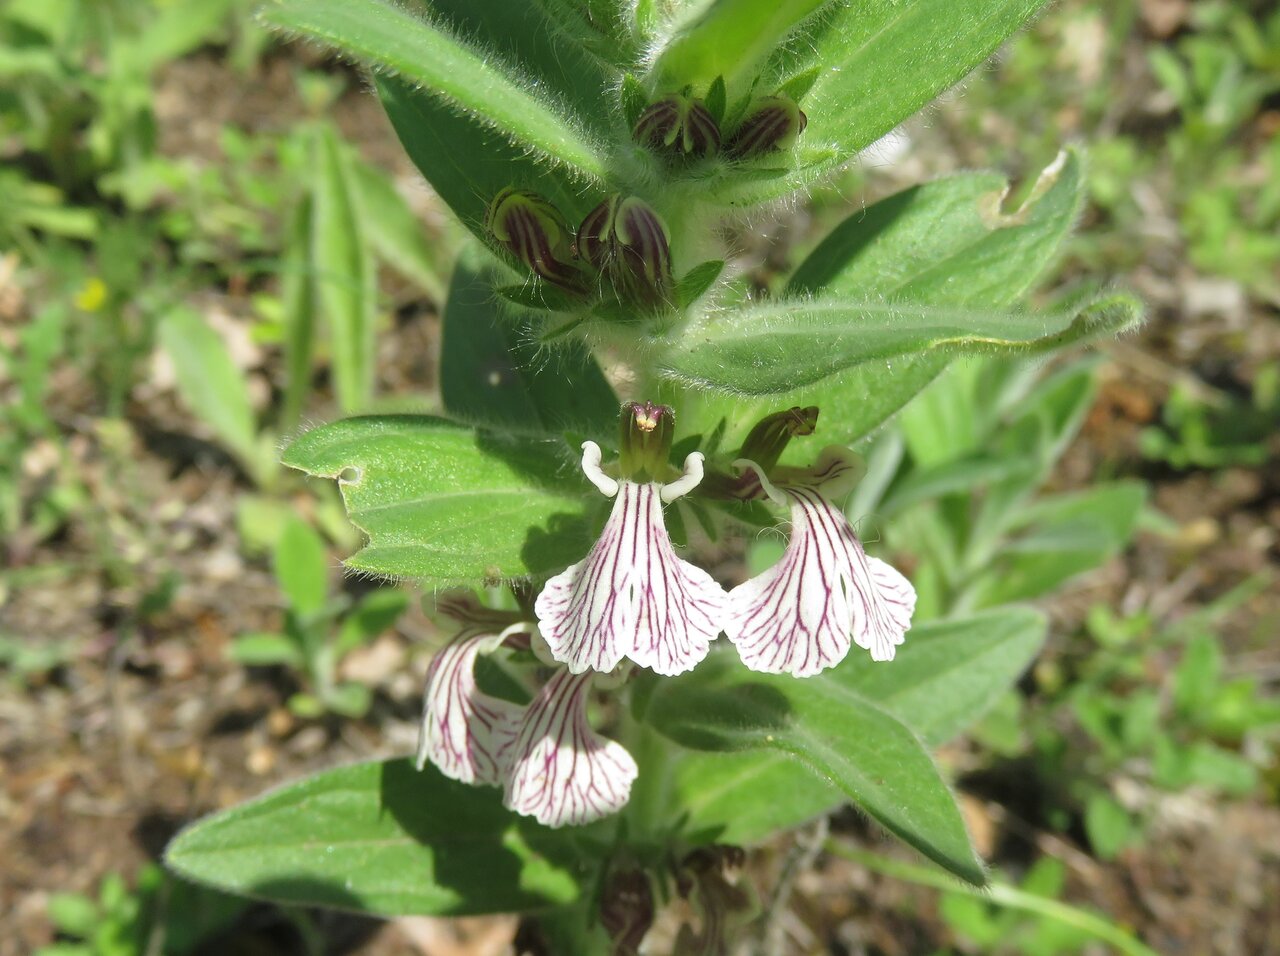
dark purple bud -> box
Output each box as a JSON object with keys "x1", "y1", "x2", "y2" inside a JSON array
[
  {"x1": 633, "y1": 94, "x2": 721, "y2": 159},
  {"x1": 486, "y1": 187, "x2": 584, "y2": 291},
  {"x1": 726, "y1": 94, "x2": 807, "y2": 159},
  {"x1": 578, "y1": 196, "x2": 673, "y2": 307},
  {"x1": 600, "y1": 868, "x2": 655, "y2": 956},
  {"x1": 619, "y1": 401, "x2": 675, "y2": 481},
  {"x1": 739, "y1": 405, "x2": 819, "y2": 471}
]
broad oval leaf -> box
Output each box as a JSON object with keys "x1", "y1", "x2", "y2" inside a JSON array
[
  {"x1": 647, "y1": 650, "x2": 985, "y2": 884},
  {"x1": 281, "y1": 416, "x2": 592, "y2": 585},
  {"x1": 165, "y1": 759, "x2": 594, "y2": 916},
  {"x1": 666, "y1": 608, "x2": 1047, "y2": 846}
]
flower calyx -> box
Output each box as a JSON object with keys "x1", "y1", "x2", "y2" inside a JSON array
[
  {"x1": 486, "y1": 187, "x2": 585, "y2": 292},
  {"x1": 579, "y1": 195, "x2": 674, "y2": 308},
  {"x1": 618, "y1": 401, "x2": 676, "y2": 483},
  {"x1": 726, "y1": 94, "x2": 808, "y2": 159},
  {"x1": 633, "y1": 92, "x2": 721, "y2": 160}
]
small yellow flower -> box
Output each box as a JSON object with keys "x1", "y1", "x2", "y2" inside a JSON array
[{"x1": 74, "y1": 277, "x2": 107, "y2": 312}]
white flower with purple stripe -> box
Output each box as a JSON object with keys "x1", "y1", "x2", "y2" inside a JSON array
[
  {"x1": 415, "y1": 624, "x2": 525, "y2": 786},
  {"x1": 724, "y1": 446, "x2": 916, "y2": 676},
  {"x1": 534, "y1": 441, "x2": 727, "y2": 676},
  {"x1": 416, "y1": 615, "x2": 638, "y2": 828},
  {"x1": 504, "y1": 667, "x2": 638, "y2": 827}
]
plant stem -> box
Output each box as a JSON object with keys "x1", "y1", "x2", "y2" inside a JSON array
[{"x1": 824, "y1": 840, "x2": 1161, "y2": 956}]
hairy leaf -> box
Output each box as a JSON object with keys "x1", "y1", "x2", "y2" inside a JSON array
[
  {"x1": 165, "y1": 760, "x2": 591, "y2": 916},
  {"x1": 281, "y1": 417, "x2": 592, "y2": 585},
  {"x1": 262, "y1": 0, "x2": 608, "y2": 182},
  {"x1": 664, "y1": 292, "x2": 1142, "y2": 395},
  {"x1": 666, "y1": 608, "x2": 1046, "y2": 845},
  {"x1": 441, "y1": 253, "x2": 619, "y2": 437},
  {"x1": 680, "y1": 149, "x2": 1089, "y2": 450},
  {"x1": 726, "y1": 0, "x2": 1048, "y2": 203},
  {"x1": 648, "y1": 650, "x2": 984, "y2": 883}
]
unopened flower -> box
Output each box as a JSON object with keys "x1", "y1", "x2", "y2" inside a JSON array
[
  {"x1": 578, "y1": 196, "x2": 673, "y2": 307},
  {"x1": 535, "y1": 404, "x2": 726, "y2": 676},
  {"x1": 486, "y1": 187, "x2": 584, "y2": 291},
  {"x1": 633, "y1": 93, "x2": 721, "y2": 159},
  {"x1": 726, "y1": 94, "x2": 807, "y2": 159},
  {"x1": 724, "y1": 446, "x2": 916, "y2": 676},
  {"x1": 416, "y1": 598, "x2": 636, "y2": 828}
]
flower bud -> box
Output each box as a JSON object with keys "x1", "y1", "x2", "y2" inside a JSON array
[
  {"x1": 739, "y1": 406, "x2": 819, "y2": 472},
  {"x1": 618, "y1": 401, "x2": 675, "y2": 482},
  {"x1": 633, "y1": 94, "x2": 721, "y2": 159},
  {"x1": 600, "y1": 868, "x2": 655, "y2": 956},
  {"x1": 726, "y1": 95, "x2": 807, "y2": 159},
  {"x1": 486, "y1": 187, "x2": 584, "y2": 291},
  {"x1": 579, "y1": 196, "x2": 673, "y2": 307}
]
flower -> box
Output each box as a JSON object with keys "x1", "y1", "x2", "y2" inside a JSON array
[
  {"x1": 415, "y1": 624, "x2": 524, "y2": 786},
  {"x1": 535, "y1": 407, "x2": 727, "y2": 676},
  {"x1": 416, "y1": 600, "x2": 637, "y2": 828},
  {"x1": 723, "y1": 446, "x2": 916, "y2": 676},
  {"x1": 504, "y1": 666, "x2": 638, "y2": 827}
]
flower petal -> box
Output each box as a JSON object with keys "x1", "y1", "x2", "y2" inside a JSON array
[
  {"x1": 725, "y1": 483, "x2": 916, "y2": 676},
  {"x1": 535, "y1": 479, "x2": 726, "y2": 676},
  {"x1": 504, "y1": 669, "x2": 637, "y2": 827},
  {"x1": 416, "y1": 629, "x2": 524, "y2": 785}
]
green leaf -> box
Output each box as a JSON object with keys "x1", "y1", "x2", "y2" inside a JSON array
[
  {"x1": 878, "y1": 455, "x2": 1040, "y2": 520},
  {"x1": 1083, "y1": 792, "x2": 1134, "y2": 860},
  {"x1": 262, "y1": 0, "x2": 608, "y2": 183},
  {"x1": 280, "y1": 196, "x2": 315, "y2": 432},
  {"x1": 663, "y1": 291, "x2": 1143, "y2": 395},
  {"x1": 733, "y1": 0, "x2": 1048, "y2": 203},
  {"x1": 675, "y1": 259, "x2": 725, "y2": 309},
  {"x1": 281, "y1": 416, "x2": 592, "y2": 585},
  {"x1": 326, "y1": 681, "x2": 373, "y2": 717},
  {"x1": 651, "y1": 0, "x2": 827, "y2": 101},
  {"x1": 410, "y1": 0, "x2": 621, "y2": 128},
  {"x1": 45, "y1": 893, "x2": 99, "y2": 937},
  {"x1": 972, "y1": 481, "x2": 1146, "y2": 606},
  {"x1": 228, "y1": 633, "x2": 305, "y2": 668},
  {"x1": 680, "y1": 150, "x2": 1089, "y2": 449},
  {"x1": 157, "y1": 307, "x2": 259, "y2": 472},
  {"x1": 648, "y1": 650, "x2": 984, "y2": 884},
  {"x1": 273, "y1": 516, "x2": 330, "y2": 616},
  {"x1": 164, "y1": 759, "x2": 589, "y2": 916},
  {"x1": 440, "y1": 252, "x2": 619, "y2": 438},
  {"x1": 1173, "y1": 633, "x2": 1222, "y2": 719},
  {"x1": 312, "y1": 126, "x2": 376, "y2": 414},
  {"x1": 841, "y1": 607, "x2": 1047, "y2": 747},
  {"x1": 351, "y1": 156, "x2": 449, "y2": 303},
  {"x1": 666, "y1": 609, "x2": 1046, "y2": 844},
  {"x1": 377, "y1": 75, "x2": 601, "y2": 262},
  {"x1": 287, "y1": 692, "x2": 326, "y2": 719},
  {"x1": 337, "y1": 588, "x2": 409, "y2": 654}
]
